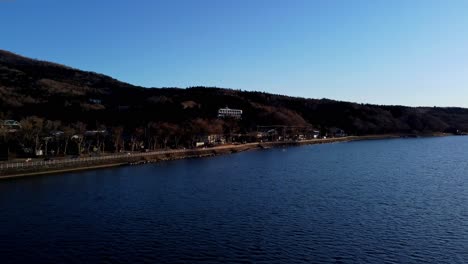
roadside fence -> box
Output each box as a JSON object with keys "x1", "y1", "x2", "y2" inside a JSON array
[{"x1": 0, "y1": 148, "x2": 190, "y2": 171}]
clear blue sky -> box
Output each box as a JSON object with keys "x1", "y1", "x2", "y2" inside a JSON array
[{"x1": 1, "y1": 0, "x2": 468, "y2": 107}]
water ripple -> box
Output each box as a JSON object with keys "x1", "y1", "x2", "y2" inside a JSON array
[{"x1": 1, "y1": 137, "x2": 468, "y2": 263}]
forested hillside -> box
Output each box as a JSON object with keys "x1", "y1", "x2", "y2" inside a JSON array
[{"x1": 1, "y1": 49, "x2": 468, "y2": 157}]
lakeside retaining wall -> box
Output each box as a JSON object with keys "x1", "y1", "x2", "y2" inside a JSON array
[{"x1": 0, "y1": 135, "x2": 406, "y2": 178}]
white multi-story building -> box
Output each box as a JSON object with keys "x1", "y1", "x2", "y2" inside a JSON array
[{"x1": 218, "y1": 107, "x2": 242, "y2": 119}]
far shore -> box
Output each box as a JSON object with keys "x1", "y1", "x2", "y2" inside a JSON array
[{"x1": 0, "y1": 133, "x2": 450, "y2": 179}]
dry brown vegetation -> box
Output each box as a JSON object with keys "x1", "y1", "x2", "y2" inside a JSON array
[{"x1": 1, "y1": 48, "x2": 468, "y2": 159}]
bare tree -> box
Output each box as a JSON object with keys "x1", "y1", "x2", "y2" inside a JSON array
[
  {"x1": 61, "y1": 126, "x2": 76, "y2": 155},
  {"x1": 20, "y1": 116, "x2": 44, "y2": 155},
  {"x1": 160, "y1": 123, "x2": 176, "y2": 149},
  {"x1": 95, "y1": 125, "x2": 107, "y2": 153},
  {"x1": 72, "y1": 122, "x2": 87, "y2": 155},
  {"x1": 112, "y1": 126, "x2": 124, "y2": 152},
  {"x1": 149, "y1": 122, "x2": 160, "y2": 150},
  {"x1": 130, "y1": 127, "x2": 145, "y2": 152},
  {"x1": 173, "y1": 125, "x2": 182, "y2": 148},
  {"x1": 43, "y1": 120, "x2": 61, "y2": 155}
]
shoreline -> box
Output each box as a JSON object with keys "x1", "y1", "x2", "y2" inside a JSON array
[{"x1": 0, "y1": 134, "x2": 448, "y2": 179}]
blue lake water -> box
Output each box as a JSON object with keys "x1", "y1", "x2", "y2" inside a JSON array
[{"x1": 1, "y1": 137, "x2": 468, "y2": 263}]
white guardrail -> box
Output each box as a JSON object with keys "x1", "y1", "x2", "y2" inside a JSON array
[{"x1": 0, "y1": 149, "x2": 191, "y2": 171}]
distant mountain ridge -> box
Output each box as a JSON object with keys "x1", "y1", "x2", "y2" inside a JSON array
[{"x1": 1, "y1": 49, "x2": 468, "y2": 135}]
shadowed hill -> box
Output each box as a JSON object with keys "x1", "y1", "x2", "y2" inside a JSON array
[{"x1": 1, "y1": 49, "x2": 468, "y2": 135}]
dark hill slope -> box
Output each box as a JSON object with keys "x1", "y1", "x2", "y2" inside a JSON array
[{"x1": 1, "y1": 49, "x2": 468, "y2": 134}]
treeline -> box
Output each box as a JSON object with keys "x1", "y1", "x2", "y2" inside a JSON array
[{"x1": 0, "y1": 116, "x2": 245, "y2": 158}]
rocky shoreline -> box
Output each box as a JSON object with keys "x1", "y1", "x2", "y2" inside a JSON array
[{"x1": 0, "y1": 134, "x2": 448, "y2": 179}]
